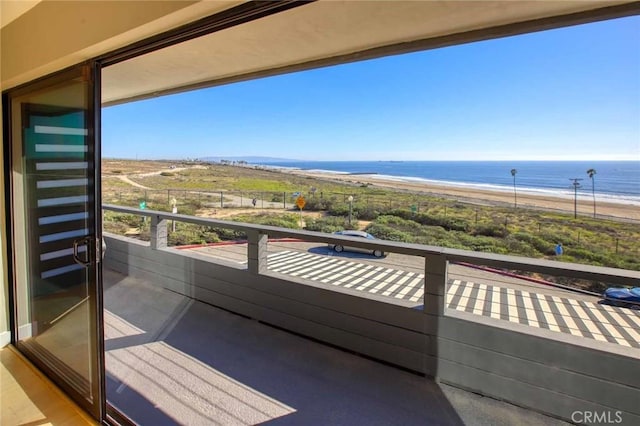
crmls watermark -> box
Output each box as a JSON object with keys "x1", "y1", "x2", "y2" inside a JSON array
[{"x1": 571, "y1": 411, "x2": 623, "y2": 424}]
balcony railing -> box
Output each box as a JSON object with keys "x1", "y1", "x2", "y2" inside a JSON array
[{"x1": 102, "y1": 204, "x2": 640, "y2": 424}]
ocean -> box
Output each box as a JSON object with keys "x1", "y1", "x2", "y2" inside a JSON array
[{"x1": 254, "y1": 161, "x2": 640, "y2": 206}]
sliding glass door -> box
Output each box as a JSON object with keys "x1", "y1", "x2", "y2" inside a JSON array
[{"x1": 6, "y1": 63, "x2": 104, "y2": 419}]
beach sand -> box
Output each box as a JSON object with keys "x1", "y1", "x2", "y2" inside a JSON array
[{"x1": 284, "y1": 169, "x2": 640, "y2": 221}]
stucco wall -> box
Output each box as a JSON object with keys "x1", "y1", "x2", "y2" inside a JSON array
[{"x1": 0, "y1": 0, "x2": 239, "y2": 90}]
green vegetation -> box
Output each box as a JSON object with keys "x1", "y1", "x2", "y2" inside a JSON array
[
  {"x1": 228, "y1": 213, "x2": 301, "y2": 229},
  {"x1": 102, "y1": 160, "x2": 640, "y2": 275},
  {"x1": 305, "y1": 216, "x2": 356, "y2": 233}
]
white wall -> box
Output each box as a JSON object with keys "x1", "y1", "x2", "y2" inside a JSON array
[
  {"x1": 0, "y1": 0, "x2": 239, "y2": 90},
  {"x1": 0, "y1": 98, "x2": 10, "y2": 347}
]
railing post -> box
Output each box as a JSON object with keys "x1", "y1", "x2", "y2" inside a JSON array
[
  {"x1": 424, "y1": 253, "x2": 448, "y2": 316},
  {"x1": 424, "y1": 253, "x2": 447, "y2": 378},
  {"x1": 150, "y1": 214, "x2": 167, "y2": 250},
  {"x1": 247, "y1": 230, "x2": 268, "y2": 275}
]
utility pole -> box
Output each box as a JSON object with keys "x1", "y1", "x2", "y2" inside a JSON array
[
  {"x1": 510, "y1": 169, "x2": 517, "y2": 209},
  {"x1": 569, "y1": 178, "x2": 583, "y2": 219}
]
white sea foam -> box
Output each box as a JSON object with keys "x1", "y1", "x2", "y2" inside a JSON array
[
  {"x1": 362, "y1": 174, "x2": 640, "y2": 206},
  {"x1": 253, "y1": 163, "x2": 640, "y2": 207}
]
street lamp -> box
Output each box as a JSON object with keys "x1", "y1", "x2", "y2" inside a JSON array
[
  {"x1": 347, "y1": 195, "x2": 354, "y2": 227},
  {"x1": 569, "y1": 178, "x2": 583, "y2": 219}
]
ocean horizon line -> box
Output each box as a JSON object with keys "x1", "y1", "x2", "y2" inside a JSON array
[{"x1": 250, "y1": 161, "x2": 640, "y2": 206}]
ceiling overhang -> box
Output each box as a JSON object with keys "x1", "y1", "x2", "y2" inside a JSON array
[{"x1": 102, "y1": 1, "x2": 640, "y2": 106}]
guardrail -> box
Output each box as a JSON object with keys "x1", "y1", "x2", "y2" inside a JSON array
[{"x1": 103, "y1": 203, "x2": 640, "y2": 293}]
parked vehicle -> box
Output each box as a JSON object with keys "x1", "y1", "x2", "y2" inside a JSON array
[
  {"x1": 329, "y1": 230, "x2": 384, "y2": 258},
  {"x1": 602, "y1": 287, "x2": 640, "y2": 309}
]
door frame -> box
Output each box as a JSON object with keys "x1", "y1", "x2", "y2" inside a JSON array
[
  {"x1": 2, "y1": 61, "x2": 105, "y2": 421},
  {"x1": 2, "y1": 3, "x2": 312, "y2": 422}
]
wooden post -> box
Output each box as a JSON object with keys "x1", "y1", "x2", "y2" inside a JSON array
[
  {"x1": 247, "y1": 230, "x2": 268, "y2": 275},
  {"x1": 150, "y1": 215, "x2": 167, "y2": 250},
  {"x1": 424, "y1": 253, "x2": 448, "y2": 316}
]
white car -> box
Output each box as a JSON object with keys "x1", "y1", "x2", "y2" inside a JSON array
[{"x1": 329, "y1": 230, "x2": 384, "y2": 258}]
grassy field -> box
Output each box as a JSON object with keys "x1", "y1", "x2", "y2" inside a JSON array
[{"x1": 102, "y1": 159, "x2": 640, "y2": 284}]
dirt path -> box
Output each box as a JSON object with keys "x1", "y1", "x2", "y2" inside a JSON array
[
  {"x1": 106, "y1": 166, "x2": 197, "y2": 190},
  {"x1": 196, "y1": 207, "x2": 324, "y2": 220},
  {"x1": 116, "y1": 175, "x2": 151, "y2": 189}
]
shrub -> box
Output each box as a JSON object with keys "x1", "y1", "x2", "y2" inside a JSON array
[
  {"x1": 303, "y1": 197, "x2": 333, "y2": 211},
  {"x1": 104, "y1": 212, "x2": 145, "y2": 228},
  {"x1": 504, "y1": 235, "x2": 538, "y2": 257},
  {"x1": 564, "y1": 247, "x2": 616, "y2": 267},
  {"x1": 177, "y1": 205, "x2": 198, "y2": 216},
  {"x1": 327, "y1": 204, "x2": 351, "y2": 217},
  {"x1": 375, "y1": 214, "x2": 413, "y2": 226},
  {"x1": 211, "y1": 227, "x2": 246, "y2": 241},
  {"x1": 169, "y1": 229, "x2": 219, "y2": 246},
  {"x1": 353, "y1": 205, "x2": 379, "y2": 220},
  {"x1": 538, "y1": 230, "x2": 578, "y2": 248},
  {"x1": 456, "y1": 233, "x2": 506, "y2": 254},
  {"x1": 305, "y1": 216, "x2": 352, "y2": 233},
  {"x1": 512, "y1": 232, "x2": 556, "y2": 256},
  {"x1": 388, "y1": 209, "x2": 469, "y2": 231},
  {"x1": 160, "y1": 172, "x2": 174, "y2": 177},
  {"x1": 231, "y1": 213, "x2": 300, "y2": 229},
  {"x1": 364, "y1": 223, "x2": 413, "y2": 243},
  {"x1": 473, "y1": 224, "x2": 508, "y2": 238}
]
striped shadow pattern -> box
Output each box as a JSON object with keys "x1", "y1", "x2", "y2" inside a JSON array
[
  {"x1": 267, "y1": 251, "x2": 640, "y2": 348},
  {"x1": 267, "y1": 250, "x2": 425, "y2": 302},
  {"x1": 447, "y1": 280, "x2": 640, "y2": 349}
]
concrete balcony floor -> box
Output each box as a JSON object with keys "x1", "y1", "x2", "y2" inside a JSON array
[{"x1": 104, "y1": 267, "x2": 569, "y2": 425}]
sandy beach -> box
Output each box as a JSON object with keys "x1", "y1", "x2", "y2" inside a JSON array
[{"x1": 284, "y1": 169, "x2": 640, "y2": 221}]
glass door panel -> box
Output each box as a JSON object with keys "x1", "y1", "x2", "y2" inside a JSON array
[{"x1": 8, "y1": 65, "x2": 103, "y2": 419}]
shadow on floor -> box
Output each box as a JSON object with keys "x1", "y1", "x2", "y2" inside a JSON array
[{"x1": 103, "y1": 268, "x2": 566, "y2": 426}]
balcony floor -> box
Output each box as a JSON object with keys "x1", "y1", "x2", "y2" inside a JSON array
[{"x1": 104, "y1": 268, "x2": 569, "y2": 425}]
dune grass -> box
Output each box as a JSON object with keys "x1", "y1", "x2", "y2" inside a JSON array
[{"x1": 102, "y1": 159, "x2": 640, "y2": 275}]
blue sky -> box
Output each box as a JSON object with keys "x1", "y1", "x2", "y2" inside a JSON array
[{"x1": 102, "y1": 15, "x2": 640, "y2": 161}]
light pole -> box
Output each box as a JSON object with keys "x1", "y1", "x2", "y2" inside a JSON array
[
  {"x1": 510, "y1": 168, "x2": 517, "y2": 209},
  {"x1": 569, "y1": 178, "x2": 583, "y2": 219},
  {"x1": 348, "y1": 195, "x2": 354, "y2": 227},
  {"x1": 170, "y1": 197, "x2": 177, "y2": 232}
]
